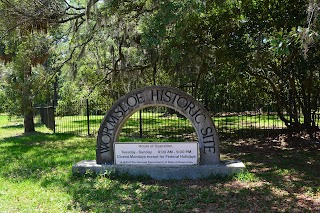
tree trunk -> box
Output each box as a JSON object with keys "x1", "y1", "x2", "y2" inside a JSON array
[
  {"x1": 24, "y1": 107, "x2": 35, "y2": 133},
  {"x1": 194, "y1": 61, "x2": 207, "y2": 99},
  {"x1": 23, "y1": 66, "x2": 35, "y2": 133},
  {"x1": 153, "y1": 62, "x2": 157, "y2": 86}
]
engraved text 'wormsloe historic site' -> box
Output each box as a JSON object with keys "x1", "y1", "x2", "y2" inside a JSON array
[{"x1": 96, "y1": 86, "x2": 220, "y2": 165}]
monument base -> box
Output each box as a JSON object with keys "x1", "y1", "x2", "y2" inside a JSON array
[{"x1": 72, "y1": 160, "x2": 246, "y2": 180}]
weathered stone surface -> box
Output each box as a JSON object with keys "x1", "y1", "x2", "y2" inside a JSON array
[{"x1": 96, "y1": 86, "x2": 220, "y2": 165}]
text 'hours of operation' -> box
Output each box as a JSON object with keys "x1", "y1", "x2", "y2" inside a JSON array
[{"x1": 114, "y1": 142, "x2": 199, "y2": 165}]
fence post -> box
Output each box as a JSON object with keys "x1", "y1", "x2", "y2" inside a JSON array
[
  {"x1": 139, "y1": 110, "x2": 142, "y2": 138},
  {"x1": 53, "y1": 74, "x2": 58, "y2": 133},
  {"x1": 52, "y1": 103, "x2": 56, "y2": 134},
  {"x1": 86, "y1": 99, "x2": 90, "y2": 136}
]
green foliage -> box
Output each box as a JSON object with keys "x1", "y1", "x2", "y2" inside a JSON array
[
  {"x1": 206, "y1": 0, "x2": 320, "y2": 133},
  {"x1": 233, "y1": 170, "x2": 259, "y2": 182},
  {"x1": 0, "y1": 0, "x2": 62, "y2": 132},
  {"x1": 0, "y1": 87, "x2": 5, "y2": 113},
  {"x1": 55, "y1": 81, "x2": 81, "y2": 116},
  {"x1": 2, "y1": 63, "x2": 53, "y2": 116}
]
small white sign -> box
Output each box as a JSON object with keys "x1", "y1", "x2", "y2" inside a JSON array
[{"x1": 114, "y1": 142, "x2": 199, "y2": 165}]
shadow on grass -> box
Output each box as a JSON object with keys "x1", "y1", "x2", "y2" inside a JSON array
[
  {"x1": 67, "y1": 172, "x2": 318, "y2": 212},
  {"x1": 1, "y1": 122, "x2": 45, "y2": 130},
  {"x1": 219, "y1": 129, "x2": 320, "y2": 209},
  {"x1": 0, "y1": 132, "x2": 95, "y2": 187},
  {"x1": 70, "y1": 128, "x2": 320, "y2": 211},
  {"x1": 0, "y1": 131, "x2": 79, "y2": 148},
  {"x1": 66, "y1": 130, "x2": 320, "y2": 211},
  {"x1": 0, "y1": 130, "x2": 319, "y2": 212},
  {"x1": 218, "y1": 128, "x2": 285, "y2": 139}
]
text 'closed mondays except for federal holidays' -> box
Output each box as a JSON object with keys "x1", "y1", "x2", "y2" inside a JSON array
[{"x1": 114, "y1": 142, "x2": 198, "y2": 165}]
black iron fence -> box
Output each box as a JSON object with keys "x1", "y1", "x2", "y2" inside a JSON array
[
  {"x1": 34, "y1": 97, "x2": 320, "y2": 140},
  {"x1": 35, "y1": 106, "x2": 55, "y2": 131}
]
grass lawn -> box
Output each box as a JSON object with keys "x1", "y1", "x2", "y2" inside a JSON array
[{"x1": 0, "y1": 114, "x2": 319, "y2": 212}]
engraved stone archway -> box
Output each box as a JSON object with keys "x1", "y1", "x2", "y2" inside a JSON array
[{"x1": 96, "y1": 86, "x2": 220, "y2": 165}]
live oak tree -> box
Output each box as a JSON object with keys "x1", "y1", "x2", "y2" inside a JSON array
[
  {"x1": 0, "y1": 0, "x2": 86, "y2": 132},
  {"x1": 229, "y1": 0, "x2": 320, "y2": 134},
  {"x1": 140, "y1": 0, "x2": 320, "y2": 134},
  {"x1": 1, "y1": 34, "x2": 52, "y2": 132},
  {"x1": 0, "y1": 0, "x2": 157, "y2": 132}
]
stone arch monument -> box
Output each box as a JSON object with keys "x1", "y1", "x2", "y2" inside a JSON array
[
  {"x1": 73, "y1": 86, "x2": 245, "y2": 179},
  {"x1": 96, "y1": 86, "x2": 219, "y2": 165}
]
